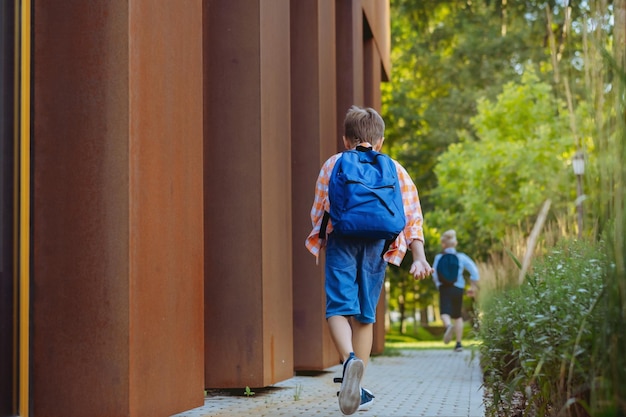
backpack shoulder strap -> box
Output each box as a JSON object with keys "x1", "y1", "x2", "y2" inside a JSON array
[{"x1": 319, "y1": 211, "x2": 330, "y2": 239}]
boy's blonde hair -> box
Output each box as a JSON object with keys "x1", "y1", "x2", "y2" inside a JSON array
[
  {"x1": 441, "y1": 230, "x2": 458, "y2": 249},
  {"x1": 343, "y1": 105, "x2": 385, "y2": 146}
]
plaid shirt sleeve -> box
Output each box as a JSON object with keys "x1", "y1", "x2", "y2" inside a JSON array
[
  {"x1": 304, "y1": 154, "x2": 341, "y2": 261},
  {"x1": 384, "y1": 161, "x2": 425, "y2": 266}
]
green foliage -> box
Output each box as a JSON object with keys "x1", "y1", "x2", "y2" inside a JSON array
[
  {"x1": 383, "y1": 0, "x2": 580, "y2": 212},
  {"x1": 479, "y1": 240, "x2": 607, "y2": 417},
  {"x1": 385, "y1": 320, "x2": 479, "y2": 353},
  {"x1": 383, "y1": 0, "x2": 605, "y2": 262},
  {"x1": 386, "y1": 247, "x2": 438, "y2": 330},
  {"x1": 430, "y1": 71, "x2": 577, "y2": 257},
  {"x1": 385, "y1": 2, "x2": 624, "y2": 415},
  {"x1": 383, "y1": 0, "x2": 509, "y2": 209},
  {"x1": 387, "y1": 321, "x2": 439, "y2": 341}
]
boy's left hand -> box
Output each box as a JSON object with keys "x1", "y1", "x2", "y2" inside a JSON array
[{"x1": 410, "y1": 259, "x2": 433, "y2": 280}]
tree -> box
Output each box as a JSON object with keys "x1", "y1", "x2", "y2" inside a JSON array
[
  {"x1": 430, "y1": 70, "x2": 578, "y2": 256},
  {"x1": 383, "y1": 0, "x2": 605, "y2": 258},
  {"x1": 382, "y1": 0, "x2": 614, "y2": 327}
]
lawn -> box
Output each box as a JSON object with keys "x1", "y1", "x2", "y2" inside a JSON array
[{"x1": 383, "y1": 321, "x2": 480, "y2": 353}]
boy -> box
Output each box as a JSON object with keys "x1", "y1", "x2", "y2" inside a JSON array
[
  {"x1": 432, "y1": 229, "x2": 479, "y2": 352},
  {"x1": 305, "y1": 105, "x2": 432, "y2": 415}
]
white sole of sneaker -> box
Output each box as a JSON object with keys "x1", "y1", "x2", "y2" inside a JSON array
[{"x1": 338, "y1": 358, "x2": 364, "y2": 415}]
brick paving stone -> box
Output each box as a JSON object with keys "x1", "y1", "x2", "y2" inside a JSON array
[{"x1": 171, "y1": 349, "x2": 485, "y2": 417}]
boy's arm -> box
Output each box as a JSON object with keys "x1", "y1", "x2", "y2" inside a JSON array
[
  {"x1": 393, "y1": 161, "x2": 432, "y2": 278},
  {"x1": 408, "y1": 239, "x2": 433, "y2": 280},
  {"x1": 461, "y1": 254, "x2": 480, "y2": 283},
  {"x1": 463, "y1": 254, "x2": 480, "y2": 295}
]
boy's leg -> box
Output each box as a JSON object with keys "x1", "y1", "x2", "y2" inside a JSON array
[
  {"x1": 441, "y1": 312, "x2": 453, "y2": 344},
  {"x1": 439, "y1": 288, "x2": 454, "y2": 342},
  {"x1": 440, "y1": 313, "x2": 452, "y2": 327},
  {"x1": 327, "y1": 316, "x2": 373, "y2": 368},
  {"x1": 328, "y1": 315, "x2": 364, "y2": 415},
  {"x1": 351, "y1": 319, "x2": 373, "y2": 368},
  {"x1": 327, "y1": 315, "x2": 354, "y2": 362},
  {"x1": 454, "y1": 317, "x2": 463, "y2": 343}
]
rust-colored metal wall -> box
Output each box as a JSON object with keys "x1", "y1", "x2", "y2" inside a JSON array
[
  {"x1": 203, "y1": 0, "x2": 294, "y2": 388},
  {"x1": 31, "y1": 1, "x2": 204, "y2": 416},
  {"x1": 22, "y1": 1, "x2": 390, "y2": 413},
  {"x1": 290, "y1": 0, "x2": 341, "y2": 371},
  {"x1": 361, "y1": 0, "x2": 391, "y2": 79},
  {"x1": 127, "y1": 1, "x2": 204, "y2": 414},
  {"x1": 335, "y1": 0, "x2": 364, "y2": 150}
]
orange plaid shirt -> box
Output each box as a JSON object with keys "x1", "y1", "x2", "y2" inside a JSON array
[{"x1": 305, "y1": 152, "x2": 425, "y2": 266}]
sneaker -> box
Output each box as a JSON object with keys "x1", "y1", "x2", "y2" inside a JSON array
[
  {"x1": 337, "y1": 352, "x2": 364, "y2": 415},
  {"x1": 443, "y1": 324, "x2": 453, "y2": 344},
  {"x1": 358, "y1": 388, "x2": 375, "y2": 411},
  {"x1": 454, "y1": 342, "x2": 463, "y2": 352}
]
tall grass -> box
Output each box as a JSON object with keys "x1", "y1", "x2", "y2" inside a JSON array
[
  {"x1": 476, "y1": 217, "x2": 566, "y2": 295},
  {"x1": 587, "y1": 1, "x2": 626, "y2": 413},
  {"x1": 589, "y1": 46, "x2": 626, "y2": 417}
]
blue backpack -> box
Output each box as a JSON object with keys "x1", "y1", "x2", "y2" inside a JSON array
[
  {"x1": 320, "y1": 147, "x2": 405, "y2": 240},
  {"x1": 436, "y1": 253, "x2": 459, "y2": 287}
]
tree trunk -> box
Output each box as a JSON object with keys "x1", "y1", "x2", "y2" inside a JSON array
[{"x1": 420, "y1": 307, "x2": 429, "y2": 326}]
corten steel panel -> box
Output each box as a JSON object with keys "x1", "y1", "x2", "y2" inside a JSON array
[
  {"x1": 335, "y1": 0, "x2": 364, "y2": 150},
  {"x1": 128, "y1": 1, "x2": 205, "y2": 416},
  {"x1": 364, "y1": 38, "x2": 383, "y2": 111},
  {"x1": 204, "y1": 0, "x2": 293, "y2": 388},
  {"x1": 259, "y1": 0, "x2": 294, "y2": 386},
  {"x1": 32, "y1": 1, "x2": 204, "y2": 416},
  {"x1": 372, "y1": 287, "x2": 386, "y2": 355},
  {"x1": 32, "y1": 2, "x2": 131, "y2": 416},
  {"x1": 361, "y1": 0, "x2": 391, "y2": 79},
  {"x1": 290, "y1": 0, "x2": 341, "y2": 371}
]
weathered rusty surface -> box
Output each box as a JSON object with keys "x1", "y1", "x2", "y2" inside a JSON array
[
  {"x1": 290, "y1": 0, "x2": 340, "y2": 371},
  {"x1": 20, "y1": 0, "x2": 391, "y2": 414},
  {"x1": 31, "y1": 1, "x2": 204, "y2": 416},
  {"x1": 203, "y1": 0, "x2": 294, "y2": 388}
]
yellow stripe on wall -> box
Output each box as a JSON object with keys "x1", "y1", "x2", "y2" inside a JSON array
[{"x1": 18, "y1": 0, "x2": 31, "y2": 416}]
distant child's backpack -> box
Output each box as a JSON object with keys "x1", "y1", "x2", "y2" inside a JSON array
[
  {"x1": 321, "y1": 146, "x2": 405, "y2": 240},
  {"x1": 436, "y1": 253, "x2": 460, "y2": 287}
]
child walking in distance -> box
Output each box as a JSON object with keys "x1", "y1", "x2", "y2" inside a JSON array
[
  {"x1": 432, "y1": 229, "x2": 479, "y2": 352},
  {"x1": 305, "y1": 105, "x2": 432, "y2": 415}
]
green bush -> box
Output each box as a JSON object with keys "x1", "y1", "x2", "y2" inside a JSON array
[{"x1": 479, "y1": 240, "x2": 606, "y2": 417}]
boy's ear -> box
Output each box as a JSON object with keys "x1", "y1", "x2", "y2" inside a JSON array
[
  {"x1": 342, "y1": 136, "x2": 351, "y2": 150},
  {"x1": 373, "y1": 137, "x2": 385, "y2": 151}
]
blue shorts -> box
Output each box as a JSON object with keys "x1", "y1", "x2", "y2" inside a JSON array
[{"x1": 324, "y1": 234, "x2": 387, "y2": 324}]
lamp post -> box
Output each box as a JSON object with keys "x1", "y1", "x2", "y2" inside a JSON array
[{"x1": 572, "y1": 151, "x2": 585, "y2": 238}]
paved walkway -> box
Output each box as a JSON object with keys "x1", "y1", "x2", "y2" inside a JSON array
[{"x1": 171, "y1": 349, "x2": 485, "y2": 417}]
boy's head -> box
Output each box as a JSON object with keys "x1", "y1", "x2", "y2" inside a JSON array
[
  {"x1": 441, "y1": 230, "x2": 458, "y2": 249},
  {"x1": 343, "y1": 105, "x2": 385, "y2": 149}
]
